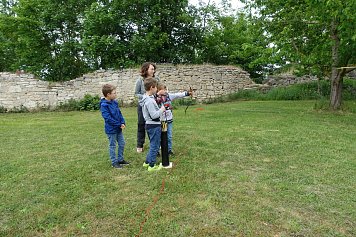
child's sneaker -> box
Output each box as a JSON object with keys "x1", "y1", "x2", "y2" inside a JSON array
[
  {"x1": 137, "y1": 147, "x2": 143, "y2": 153},
  {"x1": 118, "y1": 160, "x2": 130, "y2": 165},
  {"x1": 112, "y1": 163, "x2": 123, "y2": 169},
  {"x1": 147, "y1": 164, "x2": 162, "y2": 172}
]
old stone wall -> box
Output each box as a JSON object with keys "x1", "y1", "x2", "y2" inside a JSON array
[
  {"x1": 263, "y1": 74, "x2": 318, "y2": 87},
  {"x1": 0, "y1": 64, "x2": 253, "y2": 110}
]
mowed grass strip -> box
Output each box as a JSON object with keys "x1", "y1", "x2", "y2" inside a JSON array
[{"x1": 0, "y1": 101, "x2": 355, "y2": 236}]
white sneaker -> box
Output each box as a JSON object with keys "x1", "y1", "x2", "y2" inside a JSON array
[{"x1": 137, "y1": 147, "x2": 143, "y2": 153}]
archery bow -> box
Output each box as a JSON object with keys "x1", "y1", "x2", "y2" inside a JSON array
[{"x1": 184, "y1": 86, "x2": 194, "y2": 115}]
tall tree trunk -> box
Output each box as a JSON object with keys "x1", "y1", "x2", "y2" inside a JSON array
[
  {"x1": 330, "y1": 71, "x2": 343, "y2": 109},
  {"x1": 329, "y1": 18, "x2": 344, "y2": 110}
]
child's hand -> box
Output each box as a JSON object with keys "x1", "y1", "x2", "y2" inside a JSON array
[
  {"x1": 160, "y1": 105, "x2": 166, "y2": 112},
  {"x1": 188, "y1": 90, "x2": 193, "y2": 96},
  {"x1": 120, "y1": 124, "x2": 126, "y2": 129},
  {"x1": 157, "y1": 89, "x2": 166, "y2": 96},
  {"x1": 188, "y1": 87, "x2": 193, "y2": 96}
]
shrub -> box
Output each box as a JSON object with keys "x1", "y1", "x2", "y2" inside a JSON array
[
  {"x1": 0, "y1": 106, "x2": 7, "y2": 113},
  {"x1": 8, "y1": 105, "x2": 29, "y2": 113},
  {"x1": 171, "y1": 97, "x2": 196, "y2": 109},
  {"x1": 56, "y1": 94, "x2": 100, "y2": 111},
  {"x1": 57, "y1": 99, "x2": 81, "y2": 111},
  {"x1": 228, "y1": 89, "x2": 263, "y2": 100},
  {"x1": 78, "y1": 94, "x2": 100, "y2": 111},
  {"x1": 224, "y1": 79, "x2": 356, "y2": 102}
]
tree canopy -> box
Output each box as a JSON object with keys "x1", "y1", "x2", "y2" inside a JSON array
[
  {"x1": 1, "y1": 0, "x2": 355, "y2": 109},
  {"x1": 244, "y1": 0, "x2": 356, "y2": 109},
  {"x1": 0, "y1": 0, "x2": 269, "y2": 81}
]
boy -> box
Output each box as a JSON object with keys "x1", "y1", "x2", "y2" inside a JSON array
[
  {"x1": 156, "y1": 82, "x2": 192, "y2": 155},
  {"x1": 100, "y1": 84, "x2": 130, "y2": 169},
  {"x1": 139, "y1": 78, "x2": 166, "y2": 172}
]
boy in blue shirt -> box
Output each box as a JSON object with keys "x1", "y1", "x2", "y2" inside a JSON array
[
  {"x1": 139, "y1": 78, "x2": 166, "y2": 172},
  {"x1": 100, "y1": 84, "x2": 130, "y2": 169}
]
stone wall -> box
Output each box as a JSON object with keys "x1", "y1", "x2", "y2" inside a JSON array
[
  {"x1": 0, "y1": 64, "x2": 253, "y2": 110},
  {"x1": 263, "y1": 74, "x2": 318, "y2": 87}
]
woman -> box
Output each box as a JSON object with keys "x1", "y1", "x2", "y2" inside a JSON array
[{"x1": 134, "y1": 62, "x2": 158, "y2": 153}]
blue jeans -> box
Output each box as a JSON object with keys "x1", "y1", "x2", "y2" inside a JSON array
[
  {"x1": 107, "y1": 132, "x2": 125, "y2": 165},
  {"x1": 146, "y1": 125, "x2": 161, "y2": 167},
  {"x1": 167, "y1": 122, "x2": 173, "y2": 152}
]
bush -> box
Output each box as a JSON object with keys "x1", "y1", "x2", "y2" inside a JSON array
[
  {"x1": 228, "y1": 89, "x2": 263, "y2": 100},
  {"x1": 8, "y1": 105, "x2": 29, "y2": 113},
  {"x1": 0, "y1": 106, "x2": 8, "y2": 113},
  {"x1": 171, "y1": 97, "x2": 196, "y2": 109},
  {"x1": 57, "y1": 99, "x2": 81, "y2": 111},
  {"x1": 78, "y1": 94, "x2": 101, "y2": 111},
  {"x1": 224, "y1": 79, "x2": 356, "y2": 102},
  {"x1": 56, "y1": 94, "x2": 100, "y2": 111}
]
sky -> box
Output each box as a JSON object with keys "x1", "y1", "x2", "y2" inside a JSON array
[{"x1": 188, "y1": 0, "x2": 245, "y2": 11}]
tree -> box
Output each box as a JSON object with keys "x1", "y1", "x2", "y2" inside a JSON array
[
  {"x1": 1, "y1": 0, "x2": 204, "y2": 80},
  {"x1": 0, "y1": 0, "x2": 17, "y2": 71},
  {"x1": 0, "y1": 0, "x2": 95, "y2": 81},
  {"x1": 197, "y1": 7, "x2": 273, "y2": 80},
  {"x1": 245, "y1": 0, "x2": 356, "y2": 109},
  {"x1": 82, "y1": 1, "x2": 136, "y2": 69},
  {"x1": 127, "y1": 0, "x2": 202, "y2": 63}
]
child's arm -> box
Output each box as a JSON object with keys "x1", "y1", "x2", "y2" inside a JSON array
[
  {"x1": 168, "y1": 91, "x2": 190, "y2": 101},
  {"x1": 146, "y1": 100, "x2": 165, "y2": 119},
  {"x1": 101, "y1": 105, "x2": 121, "y2": 127},
  {"x1": 118, "y1": 108, "x2": 126, "y2": 127}
]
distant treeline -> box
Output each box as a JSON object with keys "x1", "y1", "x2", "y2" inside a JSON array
[{"x1": 0, "y1": 1, "x2": 271, "y2": 81}]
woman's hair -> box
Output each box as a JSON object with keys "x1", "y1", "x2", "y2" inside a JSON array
[
  {"x1": 140, "y1": 62, "x2": 156, "y2": 78},
  {"x1": 102, "y1": 84, "x2": 116, "y2": 97}
]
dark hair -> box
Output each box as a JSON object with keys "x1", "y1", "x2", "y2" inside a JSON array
[
  {"x1": 140, "y1": 62, "x2": 156, "y2": 78},
  {"x1": 144, "y1": 77, "x2": 158, "y2": 91},
  {"x1": 102, "y1": 84, "x2": 116, "y2": 97}
]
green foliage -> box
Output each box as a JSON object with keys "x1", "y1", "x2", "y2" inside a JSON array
[
  {"x1": 343, "y1": 78, "x2": 356, "y2": 100},
  {"x1": 78, "y1": 94, "x2": 100, "y2": 111},
  {"x1": 0, "y1": 105, "x2": 7, "y2": 113},
  {"x1": 56, "y1": 99, "x2": 80, "y2": 112},
  {"x1": 208, "y1": 79, "x2": 356, "y2": 103},
  {"x1": 0, "y1": 0, "x2": 203, "y2": 80},
  {"x1": 7, "y1": 105, "x2": 29, "y2": 113},
  {"x1": 1, "y1": 0, "x2": 353, "y2": 94},
  {"x1": 229, "y1": 89, "x2": 262, "y2": 100},
  {"x1": 56, "y1": 94, "x2": 100, "y2": 112},
  {"x1": 171, "y1": 97, "x2": 196, "y2": 107},
  {"x1": 313, "y1": 97, "x2": 330, "y2": 111},
  {"x1": 0, "y1": 0, "x2": 94, "y2": 80},
  {"x1": 245, "y1": 0, "x2": 356, "y2": 108},
  {"x1": 199, "y1": 12, "x2": 273, "y2": 79}
]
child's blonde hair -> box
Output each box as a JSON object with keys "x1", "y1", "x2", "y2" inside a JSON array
[{"x1": 157, "y1": 82, "x2": 166, "y2": 91}]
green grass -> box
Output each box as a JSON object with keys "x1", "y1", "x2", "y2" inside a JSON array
[{"x1": 1, "y1": 101, "x2": 356, "y2": 236}]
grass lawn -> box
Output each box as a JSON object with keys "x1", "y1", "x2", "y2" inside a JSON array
[{"x1": 1, "y1": 100, "x2": 355, "y2": 236}]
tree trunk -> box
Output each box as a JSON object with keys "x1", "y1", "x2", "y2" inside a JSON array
[
  {"x1": 329, "y1": 18, "x2": 343, "y2": 110},
  {"x1": 330, "y1": 71, "x2": 343, "y2": 110}
]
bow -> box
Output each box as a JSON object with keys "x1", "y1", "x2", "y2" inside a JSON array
[{"x1": 184, "y1": 86, "x2": 195, "y2": 115}]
